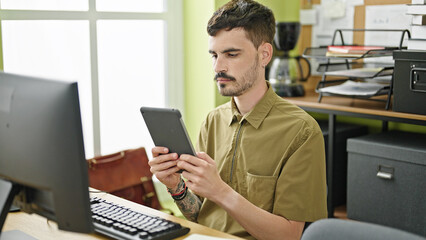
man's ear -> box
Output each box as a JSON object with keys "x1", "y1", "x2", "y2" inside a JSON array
[{"x1": 259, "y1": 42, "x2": 273, "y2": 67}]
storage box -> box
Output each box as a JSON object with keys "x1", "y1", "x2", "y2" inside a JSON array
[
  {"x1": 347, "y1": 131, "x2": 426, "y2": 236},
  {"x1": 317, "y1": 121, "x2": 368, "y2": 207},
  {"x1": 393, "y1": 50, "x2": 426, "y2": 115}
]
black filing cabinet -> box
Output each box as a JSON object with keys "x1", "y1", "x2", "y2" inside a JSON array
[
  {"x1": 317, "y1": 121, "x2": 368, "y2": 207},
  {"x1": 347, "y1": 131, "x2": 426, "y2": 237},
  {"x1": 393, "y1": 50, "x2": 426, "y2": 115}
]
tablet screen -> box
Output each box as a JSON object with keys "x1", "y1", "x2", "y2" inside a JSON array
[{"x1": 140, "y1": 106, "x2": 196, "y2": 157}]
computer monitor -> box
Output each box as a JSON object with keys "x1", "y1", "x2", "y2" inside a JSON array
[{"x1": 0, "y1": 71, "x2": 93, "y2": 238}]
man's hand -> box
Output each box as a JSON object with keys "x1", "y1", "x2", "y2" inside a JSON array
[
  {"x1": 149, "y1": 147, "x2": 181, "y2": 191},
  {"x1": 177, "y1": 152, "x2": 229, "y2": 202},
  {"x1": 178, "y1": 152, "x2": 305, "y2": 240}
]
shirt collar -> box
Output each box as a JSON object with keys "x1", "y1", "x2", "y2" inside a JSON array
[{"x1": 228, "y1": 81, "x2": 277, "y2": 129}]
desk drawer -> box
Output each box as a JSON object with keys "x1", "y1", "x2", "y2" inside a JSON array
[{"x1": 347, "y1": 131, "x2": 426, "y2": 237}]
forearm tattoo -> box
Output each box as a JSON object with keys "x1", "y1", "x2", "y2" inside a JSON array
[
  {"x1": 167, "y1": 179, "x2": 202, "y2": 222},
  {"x1": 175, "y1": 190, "x2": 202, "y2": 222}
]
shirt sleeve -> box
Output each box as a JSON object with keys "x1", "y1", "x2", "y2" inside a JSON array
[{"x1": 272, "y1": 123, "x2": 328, "y2": 222}]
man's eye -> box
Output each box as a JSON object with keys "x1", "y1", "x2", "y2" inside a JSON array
[
  {"x1": 211, "y1": 55, "x2": 217, "y2": 59},
  {"x1": 228, "y1": 53, "x2": 238, "y2": 57}
]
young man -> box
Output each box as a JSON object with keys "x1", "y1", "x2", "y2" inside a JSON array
[{"x1": 149, "y1": 1, "x2": 327, "y2": 239}]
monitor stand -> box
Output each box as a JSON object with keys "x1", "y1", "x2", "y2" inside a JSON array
[
  {"x1": 0, "y1": 179, "x2": 18, "y2": 231},
  {"x1": 0, "y1": 179, "x2": 36, "y2": 240}
]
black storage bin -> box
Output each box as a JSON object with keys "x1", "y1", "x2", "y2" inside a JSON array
[
  {"x1": 347, "y1": 131, "x2": 426, "y2": 237},
  {"x1": 393, "y1": 50, "x2": 426, "y2": 115},
  {"x1": 317, "y1": 121, "x2": 368, "y2": 207}
]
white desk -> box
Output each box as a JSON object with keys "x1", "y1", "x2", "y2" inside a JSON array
[{"x1": 3, "y1": 191, "x2": 242, "y2": 240}]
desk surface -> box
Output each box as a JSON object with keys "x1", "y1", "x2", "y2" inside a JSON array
[
  {"x1": 3, "y1": 192, "x2": 242, "y2": 240},
  {"x1": 284, "y1": 92, "x2": 426, "y2": 124}
]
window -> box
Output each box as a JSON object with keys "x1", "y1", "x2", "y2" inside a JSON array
[{"x1": 0, "y1": 0, "x2": 183, "y2": 158}]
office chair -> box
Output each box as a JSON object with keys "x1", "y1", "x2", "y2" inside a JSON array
[{"x1": 301, "y1": 219, "x2": 426, "y2": 240}]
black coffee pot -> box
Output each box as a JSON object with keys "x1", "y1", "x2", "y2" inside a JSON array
[{"x1": 269, "y1": 22, "x2": 311, "y2": 97}]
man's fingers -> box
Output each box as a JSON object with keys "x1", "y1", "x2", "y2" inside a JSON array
[
  {"x1": 150, "y1": 159, "x2": 178, "y2": 172},
  {"x1": 176, "y1": 158, "x2": 199, "y2": 173},
  {"x1": 179, "y1": 154, "x2": 205, "y2": 166},
  {"x1": 150, "y1": 152, "x2": 178, "y2": 165},
  {"x1": 151, "y1": 146, "x2": 169, "y2": 157},
  {"x1": 196, "y1": 152, "x2": 215, "y2": 164},
  {"x1": 181, "y1": 171, "x2": 197, "y2": 186},
  {"x1": 155, "y1": 166, "x2": 181, "y2": 179}
]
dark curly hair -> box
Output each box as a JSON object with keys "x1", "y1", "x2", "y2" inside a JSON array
[{"x1": 207, "y1": 0, "x2": 275, "y2": 49}]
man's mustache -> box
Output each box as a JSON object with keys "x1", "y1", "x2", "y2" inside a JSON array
[{"x1": 214, "y1": 72, "x2": 236, "y2": 81}]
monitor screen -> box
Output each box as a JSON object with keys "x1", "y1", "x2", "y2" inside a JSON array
[{"x1": 0, "y1": 71, "x2": 93, "y2": 235}]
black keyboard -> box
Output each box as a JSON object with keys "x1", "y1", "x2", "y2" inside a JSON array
[{"x1": 90, "y1": 197, "x2": 190, "y2": 240}]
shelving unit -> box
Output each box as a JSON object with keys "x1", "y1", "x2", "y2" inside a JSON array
[
  {"x1": 284, "y1": 90, "x2": 426, "y2": 218},
  {"x1": 303, "y1": 29, "x2": 411, "y2": 110}
]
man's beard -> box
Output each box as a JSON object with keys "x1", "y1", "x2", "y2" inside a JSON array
[{"x1": 215, "y1": 57, "x2": 260, "y2": 97}]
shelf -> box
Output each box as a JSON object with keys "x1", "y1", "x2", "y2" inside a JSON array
[
  {"x1": 323, "y1": 67, "x2": 393, "y2": 79},
  {"x1": 302, "y1": 29, "x2": 411, "y2": 110},
  {"x1": 303, "y1": 46, "x2": 397, "y2": 60},
  {"x1": 303, "y1": 29, "x2": 410, "y2": 60},
  {"x1": 283, "y1": 91, "x2": 426, "y2": 124},
  {"x1": 317, "y1": 80, "x2": 390, "y2": 98}
]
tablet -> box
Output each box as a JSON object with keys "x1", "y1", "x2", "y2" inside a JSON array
[{"x1": 140, "y1": 107, "x2": 196, "y2": 164}]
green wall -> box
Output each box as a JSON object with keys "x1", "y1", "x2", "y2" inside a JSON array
[
  {"x1": 183, "y1": 0, "x2": 300, "y2": 141},
  {"x1": 0, "y1": 23, "x2": 3, "y2": 70},
  {"x1": 183, "y1": 0, "x2": 217, "y2": 142}
]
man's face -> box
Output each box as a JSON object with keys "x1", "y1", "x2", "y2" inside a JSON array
[{"x1": 208, "y1": 28, "x2": 262, "y2": 97}]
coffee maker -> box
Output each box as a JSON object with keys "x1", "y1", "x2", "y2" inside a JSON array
[{"x1": 269, "y1": 22, "x2": 311, "y2": 97}]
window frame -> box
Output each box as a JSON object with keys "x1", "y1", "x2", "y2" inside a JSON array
[{"x1": 0, "y1": 0, "x2": 184, "y2": 156}]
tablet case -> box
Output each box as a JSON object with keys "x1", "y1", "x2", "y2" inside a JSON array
[{"x1": 140, "y1": 107, "x2": 196, "y2": 157}]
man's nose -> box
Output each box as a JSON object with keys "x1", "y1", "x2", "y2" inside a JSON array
[{"x1": 214, "y1": 56, "x2": 227, "y2": 73}]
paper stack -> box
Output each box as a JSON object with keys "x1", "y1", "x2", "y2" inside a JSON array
[
  {"x1": 316, "y1": 80, "x2": 389, "y2": 97},
  {"x1": 325, "y1": 45, "x2": 385, "y2": 58},
  {"x1": 407, "y1": 0, "x2": 426, "y2": 50}
]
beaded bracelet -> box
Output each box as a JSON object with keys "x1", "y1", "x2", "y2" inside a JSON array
[
  {"x1": 167, "y1": 179, "x2": 188, "y2": 201},
  {"x1": 172, "y1": 186, "x2": 188, "y2": 201}
]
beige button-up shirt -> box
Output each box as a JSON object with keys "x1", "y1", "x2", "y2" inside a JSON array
[{"x1": 195, "y1": 83, "x2": 327, "y2": 239}]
